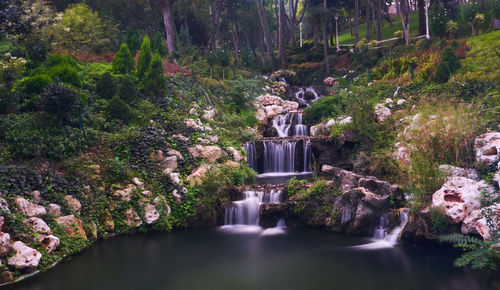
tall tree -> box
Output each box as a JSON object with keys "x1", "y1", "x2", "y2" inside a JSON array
[
  {"x1": 365, "y1": 0, "x2": 371, "y2": 40},
  {"x1": 278, "y1": 0, "x2": 286, "y2": 68},
  {"x1": 322, "y1": 0, "x2": 329, "y2": 75},
  {"x1": 160, "y1": 0, "x2": 177, "y2": 55},
  {"x1": 354, "y1": 0, "x2": 359, "y2": 43},
  {"x1": 376, "y1": 0, "x2": 382, "y2": 40},
  {"x1": 417, "y1": 0, "x2": 426, "y2": 36},
  {"x1": 399, "y1": 0, "x2": 411, "y2": 45},
  {"x1": 255, "y1": 0, "x2": 274, "y2": 68},
  {"x1": 287, "y1": 0, "x2": 309, "y2": 48}
]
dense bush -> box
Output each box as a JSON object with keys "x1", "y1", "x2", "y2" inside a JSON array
[
  {"x1": 118, "y1": 75, "x2": 138, "y2": 104},
  {"x1": 434, "y1": 47, "x2": 460, "y2": 83},
  {"x1": 113, "y1": 43, "x2": 135, "y2": 74},
  {"x1": 141, "y1": 54, "x2": 165, "y2": 98},
  {"x1": 40, "y1": 82, "x2": 79, "y2": 125},
  {"x1": 95, "y1": 72, "x2": 117, "y2": 99},
  {"x1": 303, "y1": 95, "x2": 348, "y2": 126},
  {"x1": 152, "y1": 32, "x2": 167, "y2": 57},
  {"x1": 106, "y1": 96, "x2": 133, "y2": 124},
  {"x1": 48, "y1": 64, "x2": 81, "y2": 87},
  {"x1": 22, "y1": 74, "x2": 52, "y2": 94},
  {"x1": 126, "y1": 29, "x2": 141, "y2": 55}
]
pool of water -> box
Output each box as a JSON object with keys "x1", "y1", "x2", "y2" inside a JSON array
[{"x1": 7, "y1": 227, "x2": 493, "y2": 290}]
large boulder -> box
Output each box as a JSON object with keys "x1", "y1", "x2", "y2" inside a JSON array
[
  {"x1": 141, "y1": 202, "x2": 160, "y2": 225},
  {"x1": 55, "y1": 215, "x2": 87, "y2": 240},
  {"x1": 24, "y1": 217, "x2": 51, "y2": 234},
  {"x1": 123, "y1": 208, "x2": 142, "y2": 228},
  {"x1": 321, "y1": 165, "x2": 362, "y2": 191},
  {"x1": 64, "y1": 195, "x2": 81, "y2": 214},
  {"x1": 48, "y1": 203, "x2": 62, "y2": 216},
  {"x1": 283, "y1": 101, "x2": 299, "y2": 111},
  {"x1": 112, "y1": 184, "x2": 135, "y2": 202},
  {"x1": 439, "y1": 165, "x2": 480, "y2": 181},
  {"x1": 227, "y1": 146, "x2": 244, "y2": 163},
  {"x1": 36, "y1": 235, "x2": 59, "y2": 253},
  {"x1": 0, "y1": 232, "x2": 12, "y2": 256},
  {"x1": 461, "y1": 204, "x2": 499, "y2": 240},
  {"x1": 160, "y1": 156, "x2": 178, "y2": 173},
  {"x1": 264, "y1": 105, "x2": 284, "y2": 119},
  {"x1": 14, "y1": 197, "x2": 46, "y2": 217},
  {"x1": 474, "y1": 132, "x2": 500, "y2": 165},
  {"x1": 185, "y1": 164, "x2": 211, "y2": 186},
  {"x1": 8, "y1": 241, "x2": 41, "y2": 269},
  {"x1": 188, "y1": 145, "x2": 224, "y2": 163},
  {"x1": 432, "y1": 177, "x2": 495, "y2": 223},
  {"x1": 256, "y1": 94, "x2": 284, "y2": 106},
  {"x1": 374, "y1": 104, "x2": 391, "y2": 123}
]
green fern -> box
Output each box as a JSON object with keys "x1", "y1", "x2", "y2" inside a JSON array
[{"x1": 440, "y1": 233, "x2": 500, "y2": 270}]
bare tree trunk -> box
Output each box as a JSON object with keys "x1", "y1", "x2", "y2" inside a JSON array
[
  {"x1": 396, "y1": 0, "x2": 400, "y2": 16},
  {"x1": 366, "y1": 0, "x2": 371, "y2": 40},
  {"x1": 279, "y1": 0, "x2": 287, "y2": 68},
  {"x1": 354, "y1": 0, "x2": 359, "y2": 43},
  {"x1": 329, "y1": 21, "x2": 334, "y2": 47},
  {"x1": 400, "y1": 0, "x2": 411, "y2": 45},
  {"x1": 323, "y1": 0, "x2": 330, "y2": 75},
  {"x1": 371, "y1": 1, "x2": 376, "y2": 34},
  {"x1": 376, "y1": 0, "x2": 382, "y2": 41},
  {"x1": 314, "y1": 24, "x2": 319, "y2": 48},
  {"x1": 349, "y1": 9, "x2": 353, "y2": 36},
  {"x1": 161, "y1": 0, "x2": 177, "y2": 55},
  {"x1": 232, "y1": 23, "x2": 240, "y2": 63},
  {"x1": 255, "y1": 0, "x2": 275, "y2": 69}
]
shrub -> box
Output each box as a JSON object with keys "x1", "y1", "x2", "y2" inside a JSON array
[
  {"x1": 118, "y1": 75, "x2": 137, "y2": 104},
  {"x1": 434, "y1": 47, "x2": 460, "y2": 83},
  {"x1": 40, "y1": 82, "x2": 79, "y2": 125},
  {"x1": 113, "y1": 43, "x2": 135, "y2": 74},
  {"x1": 141, "y1": 54, "x2": 165, "y2": 98},
  {"x1": 106, "y1": 96, "x2": 133, "y2": 124},
  {"x1": 95, "y1": 72, "x2": 117, "y2": 99},
  {"x1": 48, "y1": 64, "x2": 80, "y2": 87},
  {"x1": 303, "y1": 95, "x2": 348, "y2": 126},
  {"x1": 152, "y1": 32, "x2": 167, "y2": 57},
  {"x1": 47, "y1": 54, "x2": 78, "y2": 68},
  {"x1": 126, "y1": 29, "x2": 141, "y2": 55},
  {"x1": 137, "y1": 35, "x2": 152, "y2": 80},
  {"x1": 22, "y1": 74, "x2": 52, "y2": 94}
]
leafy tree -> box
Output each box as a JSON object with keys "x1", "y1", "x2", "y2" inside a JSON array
[
  {"x1": 22, "y1": 74, "x2": 52, "y2": 94},
  {"x1": 113, "y1": 43, "x2": 135, "y2": 74},
  {"x1": 48, "y1": 64, "x2": 80, "y2": 87},
  {"x1": 429, "y1": 1, "x2": 447, "y2": 37},
  {"x1": 137, "y1": 35, "x2": 152, "y2": 80},
  {"x1": 118, "y1": 75, "x2": 137, "y2": 104},
  {"x1": 141, "y1": 54, "x2": 165, "y2": 98},
  {"x1": 50, "y1": 3, "x2": 118, "y2": 59},
  {"x1": 39, "y1": 82, "x2": 79, "y2": 126},
  {"x1": 95, "y1": 72, "x2": 117, "y2": 99},
  {"x1": 240, "y1": 44, "x2": 254, "y2": 69}
]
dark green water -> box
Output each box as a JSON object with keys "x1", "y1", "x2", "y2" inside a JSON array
[{"x1": 7, "y1": 228, "x2": 493, "y2": 290}]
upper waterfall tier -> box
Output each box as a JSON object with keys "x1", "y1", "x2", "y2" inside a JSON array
[{"x1": 270, "y1": 112, "x2": 308, "y2": 138}]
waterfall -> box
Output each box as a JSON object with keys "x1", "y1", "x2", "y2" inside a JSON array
[
  {"x1": 294, "y1": 113, "x2": 308, "y2": 136},
  {"x1": 295, "y1": 87, "x2": 320, "y2": 107},
  {"x1": 263, "y1": 141, "x2": 296, "y2": 173},
  {"x1": 272, "y1": 113, "x2": 293, "y2": 137},
  {"x1": 244, "y1": 142, "x2": 257, "y2": 171},
  {"x1": 303, "y1": 139, "x2": 311, "y2": 172},
  {"x1": 224, "y1": 190, "x2": 283, "y2": 226}
]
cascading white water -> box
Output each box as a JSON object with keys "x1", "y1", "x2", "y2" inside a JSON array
[
  {"x1": 303, "y1": 139, "x2": 311, "y2": 172},
  {"x1": 353, "y1": 209, "x2": 409, "y2": 250},
  {"x1": 272, "y1": 113, "x2": 293, "y2": 137},
  {"x1": 295, "y1": 87, "x2": 320, "y2": 107},
  {"x1": 263, "y1": 141, "x2": 296, "y2": 173},
  {"x1": 244, "y1": 142, "x2": 257, "y2": 171},
  {"x1": 294, "y1": 113, "x2": 308, "y2": 136},
  {"x1": 224, "y1": 190, "x2": 283, "y2": 226}
]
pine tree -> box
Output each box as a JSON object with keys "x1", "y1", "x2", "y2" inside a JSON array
[
  {"x1": 142, "y1": 54, "x2": 165, "y2": 98},
  {"x1": 137, "y1": 35, "x2": 152, "y2": 80},
  {"x1": 113, "y1": 43, "x2": 135, "y2": 74}
]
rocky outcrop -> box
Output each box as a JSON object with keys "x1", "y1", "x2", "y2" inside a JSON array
[
  {"x1": 7, "y1": 241, "x2": 41, "y2": 269},
  {"x1": 323, "y1": 77, "x2": 339, "y2": 86},
  {"x1": 185, "y1": 164, "x2": 211, "y2": 186},
  {"x1": 227, "y1": 146, "x2": 244, "y2": 163},
  {"x1": 112, "y1": 184, "x2": 135, "y2": 202},
  {"x1": 474, "y1": 132, "x2": 500, "y2": 165},
  {"x1": 123, "y1": 208, "x2": 142, "y2": 228},
  {"x1": 142, "y1": 203, "x2": 160, "y2": 225},
  {"x1": 431, "y1": 176, "x2": 495, "y2": 223},
  {"x1": 439, "y1": 165, "x2": 480, "y2": 181},
  {"x1": 310, "y1": 117, "x2": 352, "y2": 137},
  {"x1": 257, "y1": 94, "x2": 284, "y2": 106},
  {"x1": 48, "y1": 203, "x2": 62, "y2": 216},
  {"x1": 36, "y1": 235, "x2": 59, "y2": 253},
  {"x1": 254, "y1": 94, "x2": 299, "y2": 124},
  {"x1": 188, "y1": 145, "x2": 224, "y2": 163},
  {"x1": 64, "y1": 195, "x2": 81, "y2": 214},
  {"x1": 321, "y1": 165, "x2": 362, "y2": 191},
  {"x1": 0, "y1": 232, "x2": 12, "y2": 256},
  {"x1": 55, "y1": 215, "x2": 87, "y2": 240},
  {"x1": 461, "y1": 204, "x2": 499, "y2": 240},
  {"x1": 24, "y1": 217, "x2": 51, "y2": 234},
  {"x1": 14, "y1": 197, "x2": 46, "y2": 217},
  {"x1": 374, "y1": 104, "x2": 391, "y2": 123}
]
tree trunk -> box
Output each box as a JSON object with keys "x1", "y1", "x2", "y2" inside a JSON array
[
  {"x1": 371, "y1": 1, "x2": 376, "y2": 34},
  {"x1": 161, "y1": 0, "x2": 176, "y2": 55},
  {"x1": 255, "y1": 0, "x2": 275, "y2": 69},
  {"x1": 279, "y1": 0, "x2": 287, "y2": 68},
  {"x1": 399, "y1": 0, "x2": 411, "y2": 45},
  {"x1": 366, "y1": 0, "x2": 371, "y2": 40},
  {"x1": 354, "y1": 0, "x2": 359, "y2": 43},
  {"x1": 329, "y1": 21, "x2": 334, "y2": 47},
  {"x1": 349, "y1": 9, "x2": 353, "y2": 36},
  {"x1": 480, "y1": 0, "x2": 487, "y2": 10},
  {"x1": 376, "y1": 0, "x2": 382, "y2": 41},
  {"x1": 314, "y1": 24, "x2": 319, "y2": 48},
  {"x1": 417, "y1": 0, "x2": 426, "y2": 36},
  {"x1": 323, "y1": 0, "x2": 330, "y2": 75},
  {"x1": 396, "y1": 0, "x2": 400, "y2": 16}
]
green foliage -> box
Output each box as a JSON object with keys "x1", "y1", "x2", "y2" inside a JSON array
[
  {"x1": 440, "y1": 233, "x2": 500, "y2": 270},
  {"x1": 101, "y1": 157, "x2": 131, "y2": 185},
  {"x1": 106, "y1": 96, "x2": 133, "y2": 124},
  {"x1": 141, "y1": 54, "x2": 165, "y2": 98},
  {"x1": 113, "y1": 43, "x2": 135, "y2": 74},
  {"x1": 40, "y1": 82, "x2": 79, "y2": 125},
  {"x1": 95, "y1": 72, "x2": 117, "y2": 99},
  {"x1": 48, "y1": 64, "x2": 81, "y2": 87},
  {"x1": 285, "y1": 177, "x2": 307, "y2": 198},
  {"x1": 429, "y1": 206, "x2": 450, "y2": 233},
  {"x1": 434, "y1": 47, "x2": 460, "y2": 83},
  {"x1": 239, "y1": 44, "x2": 254, "y2": 68},
  {"x1": 137, "y1": 35, "x2": 152, "y2": 80},
  {"x1": 430, "y1": 2, "x2": 448, "y2": 37},
  {"x1": 22, "y1": 74, "x2": 52, "y2": 94},
  {"x1": 152, "y1": 32, "x2": 167, "y2": 57},
  {"x1": 126, "y1": 29, "x2": 141, "y2": 55},
  {"x1": 118, "y1": 75, "x2": 138, "y2": 104},
  {"x1": 303, "y1": 95, "x2": 348, "y2": 126}
]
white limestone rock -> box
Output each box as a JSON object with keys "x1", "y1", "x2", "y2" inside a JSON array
[
  {"x1": 64, "y1": 195, "x2": 81, "y2": 214},
  {"x1": 256, "y1": 94, "x2": 284, "y2": 106},
  {"x1": 48, "y1": 203, "x2": 62, "y2": 216},
  {"x1": 474, "y1": 132, "x2": 500, "y2": 165},
  {"x1": 439, "y1": 165, "x2": 480, "y2": 181},
  {"x1": 36, "y1": 235, "x2": 59, "y2": 253},
  {"x1": 461, "y1": 204, "x2": 499, "y2": 240},
  {"x1": 8, "y1": 241, "x2": 42, "y2": 269},
  {"x1": 374, "y1": 105, "x2": 391, "y2": 123},
  {"x1": 14, "y1": 197, "x2": 46, "y2": 217},
  {"x1": 24, "y1": 217, "x2": 51, "y2": 234},
  {"x1": 123, "y1": 208, "x2": 142, "y2": 228},
  {"x1": 188, "y1": 145, "x2": 224, "y2": 163}
]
